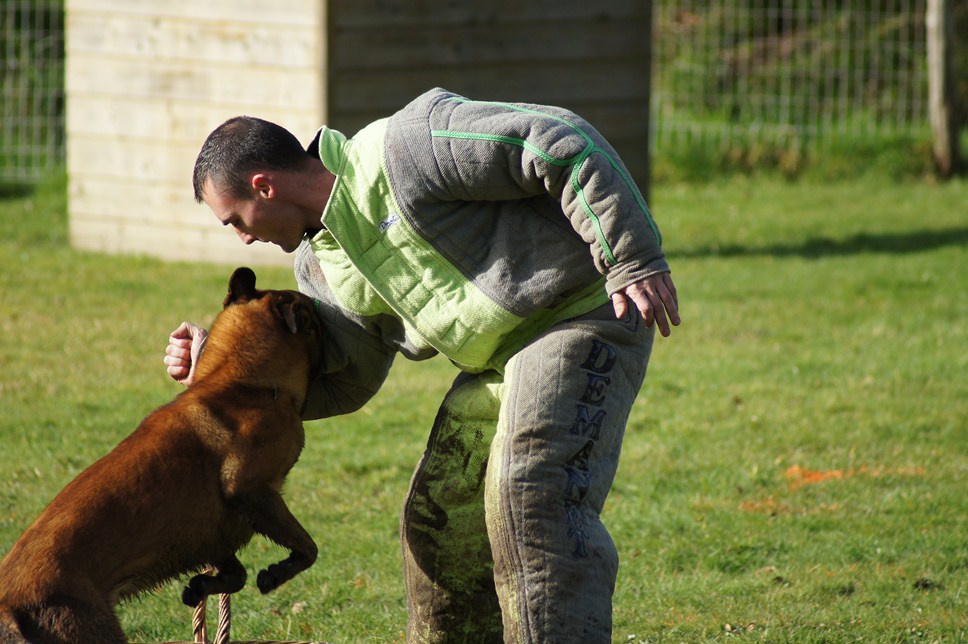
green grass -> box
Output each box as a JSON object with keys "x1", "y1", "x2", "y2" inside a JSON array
[{"x1": 1, "y1": 172, "x2": 967, "y2": 642}]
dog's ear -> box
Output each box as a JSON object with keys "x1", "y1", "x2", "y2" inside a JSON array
[
  {"x1": 273, "y1": 299, "x2": 299, "y2": 334},
  {"x1": 272, "y1": 298, "x2": 314, "y2": 334},
  {"x1": 225, "y1": 267, "x2": 258, "y2": 306}
]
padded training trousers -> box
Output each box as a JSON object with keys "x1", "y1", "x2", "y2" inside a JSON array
[{"x1": 401, "y1": 304, "x2": 654, "y2": 643}]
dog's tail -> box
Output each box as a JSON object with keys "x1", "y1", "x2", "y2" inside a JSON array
[{"x1": 0, "y1": 606, "x2": 26, "y2": 643}]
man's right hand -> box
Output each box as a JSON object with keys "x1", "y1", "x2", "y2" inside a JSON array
[{"x1": 164, "y1": 321, "x2": 208, "y2": 386}]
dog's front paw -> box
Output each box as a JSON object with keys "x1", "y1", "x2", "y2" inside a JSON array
[
  {"x1": 257, "y1": 551, "x2": 313, "y2": 594},
  {"x1": 182, "y1": 584, "x2": 204, "y2": 607},
  {"x1": 256, "y1": 566, "x2": 282, "y2": 594},
  {"x1": 182, "y1": 575, "x2": 209, "y2": 607}
]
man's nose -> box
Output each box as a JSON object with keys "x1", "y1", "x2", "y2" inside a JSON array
[{"x1": 234, "y1": 226, "x2": 256, "y2": 245}]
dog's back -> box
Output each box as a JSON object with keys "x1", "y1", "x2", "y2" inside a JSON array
[{"x1": 0, "y1": 268, "x2": 323, "y2": 643}]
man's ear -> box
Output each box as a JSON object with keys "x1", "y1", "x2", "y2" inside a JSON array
[{"x1": 251, "y1": 173, "x2": 273, "y2": 199}]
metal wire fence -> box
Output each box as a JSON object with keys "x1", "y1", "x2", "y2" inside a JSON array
[
  {"x1": 0, "y1": 0, "x2": 64, "y2": 184},
  {"x1": 0, "y1": 1, "x2": 954, "y2": 183},
  {"x1": 651, "y1": 1, "x2": 932, "y2": 157}
]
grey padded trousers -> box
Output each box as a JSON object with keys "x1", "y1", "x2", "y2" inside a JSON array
[{"x1": 401, "y1": 304, "x2": 654, "y2": 643}]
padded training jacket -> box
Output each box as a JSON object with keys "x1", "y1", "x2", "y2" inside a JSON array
[{"x1": 299, "y1": 87, "x2": 668, "y2": 389}]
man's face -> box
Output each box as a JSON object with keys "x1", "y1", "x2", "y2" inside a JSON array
[{"x1": 201, "y1": 177, "x2": 304, "y2": 253}]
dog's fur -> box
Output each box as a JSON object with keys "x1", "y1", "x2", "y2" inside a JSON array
[{"x1": 0, "y1": 267, "x2": 323, "y2": 643}]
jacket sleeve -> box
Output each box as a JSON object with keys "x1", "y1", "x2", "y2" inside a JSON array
[
  {"x1": 299, "y1": 309, "x2": 396, "y2": 420},
  {"x1": 294, "y1": 242, "x2": 397, "y2": 420},
  {"x1": 410, "y1": 89, "x2": 670, "y2": 295}
]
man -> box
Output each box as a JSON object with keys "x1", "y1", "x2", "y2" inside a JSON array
[{"x1": 165, "y1": 88, "x2": 679, "y2": 643}]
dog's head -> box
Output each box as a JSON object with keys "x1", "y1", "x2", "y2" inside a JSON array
[
  {"x1": 222, "y1": 267, "x2": 317, "y2": 336},
  {"x1": 193, "y1": 267, "x2": 325, "y2": 399}
]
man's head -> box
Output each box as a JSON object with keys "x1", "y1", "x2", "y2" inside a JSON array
[
  {"x1": 193, "y1": 116, "x2": 309, "y2": 203},
  {"x1": 193, "y1": 117, "x2": 330, "y2": 253}
]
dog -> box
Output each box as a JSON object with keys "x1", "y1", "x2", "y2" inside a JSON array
[{"x1": 0, "y1": 267, "x2": 323, "y2": 643}]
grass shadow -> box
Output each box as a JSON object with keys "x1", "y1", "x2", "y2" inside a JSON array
[
  {"x1": 672, "y1": 227, "x2": 968, "y2": 260},
  {"x1": 0, "y1": 182, "x2": 36, "y2": 199}
]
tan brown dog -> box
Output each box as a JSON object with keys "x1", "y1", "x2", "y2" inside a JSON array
[{"x1": 0, "y1": 267, "x2": 322, "y2": 644}]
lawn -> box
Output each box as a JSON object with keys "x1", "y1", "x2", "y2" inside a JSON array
[{"x1": 1, "y1": 172, "x2": 966, "y2": 642}]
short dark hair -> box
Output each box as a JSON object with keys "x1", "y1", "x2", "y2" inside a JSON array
[{"x1": 193, "y1": 116, "x2": 310, "y2": 203}]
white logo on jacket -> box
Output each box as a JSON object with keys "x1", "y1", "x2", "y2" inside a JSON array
[{"x1": 379, "y1": 213, "x2": 401, "y2": 232}]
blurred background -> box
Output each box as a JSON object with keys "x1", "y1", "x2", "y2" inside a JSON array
[
  {"x1": 0, "y1": 0, "x2": 965, "y2": 263},
  {"x1": 1, "y1": 5, "x2": 966, "y2": 640}
]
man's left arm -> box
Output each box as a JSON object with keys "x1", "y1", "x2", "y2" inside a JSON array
[{"x1": 422, "y1": 94, "x2": 680, "y2": 333}]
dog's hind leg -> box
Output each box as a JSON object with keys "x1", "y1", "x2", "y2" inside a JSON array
[
  {"x1": 0, "y1": 608, "x2": 26, "y2": 644},
  {"x1": 181, "y1": 555, "x2": 247, "y2": 607},
  {"x1": 7, "y1": 598, "x2": 126, "y2": 644},
  {"x1": 227, "y1": 489, "x2": 318, "y2": 594}
]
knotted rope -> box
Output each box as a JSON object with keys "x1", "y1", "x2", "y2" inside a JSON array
[
  {"x1": 171, "y1": 566, "x2": 328, "y2": 644},
  {"x1": 192, "y1": 591, "x2": 231, "y2": 644},
  {"x1": 185, "y1": 589, "x2": 328, "y2": 644}
]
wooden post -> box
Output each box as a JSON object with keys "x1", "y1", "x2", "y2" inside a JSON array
[
  {"x1": 926, "y1": 0, "x2": 961, "y2": 177},
  {"x1": 643, "y1": 0, "x2": 653, "y2": 204}
]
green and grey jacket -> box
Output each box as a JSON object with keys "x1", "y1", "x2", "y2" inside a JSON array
[{"x1": 296, "y1": 88, "x2": 668, "y2": 419}]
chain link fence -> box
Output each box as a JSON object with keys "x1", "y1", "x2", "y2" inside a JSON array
[
  {"x1": 651, "y1": 0, "x2": 944, "y2": 177},
  {"x1": 0, "y1": 0, "x2": 64, "y2": 184},
  {"x1": 0, "y1": 2, "x2": 960, "y2": 183}
]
